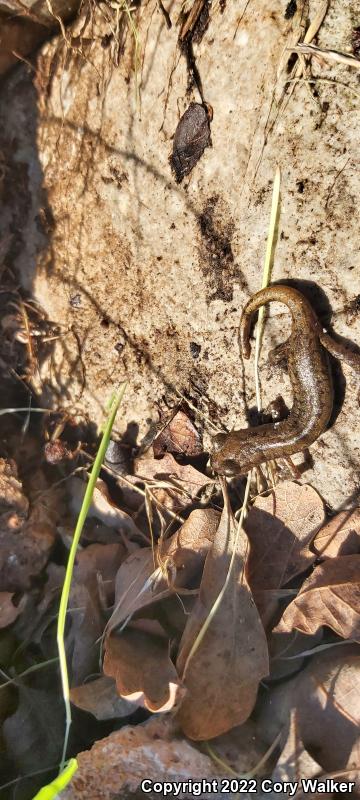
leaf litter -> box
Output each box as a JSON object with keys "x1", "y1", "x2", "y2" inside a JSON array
[
  {"x1": 1, "y1": 405, "x2": 360, "y2": 796},
  {"x1": 175, "y1": 482, "x2": 269, "y2": 740}
]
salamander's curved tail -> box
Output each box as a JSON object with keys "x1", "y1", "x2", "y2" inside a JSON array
[
  {"x1": 319, "y1": 330, "x2": 360, "y2": 372},
  {"x1": 238, "y1": 285, "x2": 319, "y2": 359}
]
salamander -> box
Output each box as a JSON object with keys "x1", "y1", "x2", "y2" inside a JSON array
[{"x1": 211, "y1": 285, "x2": 360, "y2": 476}]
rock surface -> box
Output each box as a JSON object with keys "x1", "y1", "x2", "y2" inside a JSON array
[
  {"x1": 0, "y1": 0, "x2": 80, "y2": 75},
  {"x1": 0, "y1": 0, "x2": 359, "y2": 508},
  {"x1": 61, "y1": 716, "x2": 223, "y2": 800}
]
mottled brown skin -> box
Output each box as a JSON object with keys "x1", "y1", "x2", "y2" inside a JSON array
[{"x1": 211, "y1": 285, "x2": 360, "y2": 476}]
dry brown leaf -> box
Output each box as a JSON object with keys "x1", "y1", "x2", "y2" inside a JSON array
[
  {"x1": 107, "y1": 548, "x2": 159, "y2": 635},
  {"x1": 68, "y1": 543, "x2": 126, "y2": 684},
  {"x1": 103, "y1": 628, "x2": 182, "y2": 712},
  {"x1": 272, "y1": 707, "x2": 322, "y2": 783},
  {"x1": 75, "y1": 542, "x2": 127, "y2": 586},
  {"x1": 107, "y1": 508, "x2": 219, "y2": 634},
  {"x1": 313, "y1": 509, "x2": 360, "y2": 558},
  {"x1": 70, "y1": 676, "x2": 138, "y2": 720},
  {"x1": 210, "y1": 719, "x2": 272, "y2": 777},
  {"x1": 295, "y1": 648, "x2": 360, "y2": 780},
  {"x1": 134, "y1": 450, "x2": 212, "y2": 511},
  {"x1": 0, "y1": 591, "x2": 25, "y2": 627},
  {"x1": 160, "y1": 507, "x2": 220, "y2": 582},
  {"x1": 153, "y1": 410, "x2": 202, "y2": 457},
  {"x1": 12, "y1": 562, "x2": 65, "y2": 648},
  {"x1": 3, "y1": 685, "x2": 65, "y2": 777},
  {"x1": 268, "y1": 630, "x2": 323, "y2": 682},
  {"x1": 275, "y1": 555, "x2": 360, "y2": 642},
  {"x1": 169, "y1": 102, "x2": 211, "y2": 183},
  {"x1": 245, "y1": 481, "x2": 325, "y2": 625},
  {"x1": 175, "y1": 485, "x2": 269, "y2": 740},
  {"x1": 70, "y1": 476, "x2": 143, "y2": 538},
  {"x1": 256, "y1": 647, "x2": 360, "y2": 787}
]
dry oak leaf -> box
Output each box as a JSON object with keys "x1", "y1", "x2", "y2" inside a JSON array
[
  {"x1": 175, "y1": 484, "x2": 269, "y2": 740},
  {"x1": 103, "y1": 627, "x2": 182, "y2": 712},
  {"x1": 295, "y1": 648, "x2": 360, "y2": 780},
  {"x1": 106, "y1": 508, "x2": 219, "y2": 634},
  {"x1": 276, "y1": 555, "x2": 360, "y2": 642},
  {"x1": 153, "y1": 409, "x2": 203, "y2": 457},
  {"x1": 68, "y1": 543, "x2": 126, "y2": 684},
  {"x1": 312, "y1": 508, "x2": 360, "y2": 559},
  {"x1": 272, "y1": 706, "x2": 323, "y2": 784},
  {"x1": 268, "y1": 629, "x2": 323, "y2": 682},
  {"x1": 255, "y1": 647, "x2": 360, "y2": 788},
  {"x1": 69, "y1": 476, "x2": 142, "y2": 538},
  {"x1": 169, "y1": 102, "x2": 211, "y2": 183},
  {"x1": 245, "y1": 481, "x2": 325, "y2": 624},
  {"x1": 70, "y1": 676, "x2": 138, "y2": 720},
  {"x1": 134, "y1": 450, "x2": 212, "y2": 512}
]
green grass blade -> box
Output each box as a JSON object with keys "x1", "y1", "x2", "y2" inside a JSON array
[
  {"x1": 32, "y1": 758, "x2": 78, "y2": 799},
  {"x1": 57, "y1": 384, "x2": 127, "y2": 770}
]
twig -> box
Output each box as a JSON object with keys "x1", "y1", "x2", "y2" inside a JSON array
[{"x1": 290, "y1": 42, "x2": 360, "y2": 70}]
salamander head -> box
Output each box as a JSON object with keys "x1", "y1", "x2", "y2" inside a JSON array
[{"x1": 210, "y1": 431, "x2": 252, "y2": 476}]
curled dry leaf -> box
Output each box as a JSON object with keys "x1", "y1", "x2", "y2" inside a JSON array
[
  {"x1": 106, "y1": 508, "x2": 220, "y2": 635},
  {"x1": 153, "y1": 409, "x2": 203, "y2": 458},
  {"x1": 160, "y1": 506, "x2": 220, "y2": 584},
  {"x1": 70, "y1": 676, "x2": 138, "y2": 720},
  {"x1": 103, "y1": 510, "x2": 220, "y2": 717},
  {"x1": 69, "y1": 476, "x2": 142, "y2": 539},
  {"x1": 0, "y1": 591, "x2": 25, "y2": 628},
  {"x1": 245, "y1": 481, "x2": 325, "y2": 625},
  {"x1": 103, "y1": 628, "x2": 182, "y2": 712},
  {"x1": 134, "y1": 449, "x2": 212, "y2": 512},
  {"x1": 169, "y1": 102, "x2": 211, "y2": 183},
  {"x1": 313, "y1": 508, "x2": 360, "y2": 558},
  {"x1": 68, "y1": 543, "x2": 126, "y2": 684},
  {"x1": 276, "y1": 555, "x2": 360, "y2": 643},
  {"x1": 175, "y1": 484, "x2": 269, "y2": 740}
]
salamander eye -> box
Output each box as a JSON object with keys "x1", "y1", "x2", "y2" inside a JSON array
[{"x1": 222, "y1": 459, "x2": 240, "y2": 476}]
